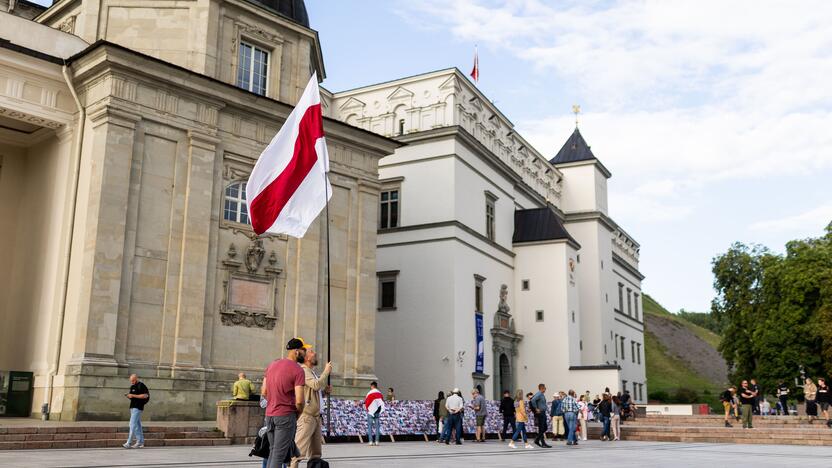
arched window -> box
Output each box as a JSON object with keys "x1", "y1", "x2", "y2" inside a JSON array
[{"x1": 223, "y1": 181, "x2": 249, "y2": 224}]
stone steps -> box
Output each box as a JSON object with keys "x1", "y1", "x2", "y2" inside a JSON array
[
  {"x1": 630, "y1": 415, "x2": 826, "y2": 428},
  {"x1": 618, "y1": 425, "x2": 832, "y2": 446},
  {"x1": 0, "y1": 425, "x2": 230, "y2": 450}
]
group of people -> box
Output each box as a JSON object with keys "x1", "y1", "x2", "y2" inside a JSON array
[
  {"x1": 720, "y1": 377, "x2": 831, "y2": 429},
  {"x1": 242, "y1": 337, "x2": 332, "y2": 468},
  {"x1": 432, "y1": 384, "x2": 636, "y2": 448}
]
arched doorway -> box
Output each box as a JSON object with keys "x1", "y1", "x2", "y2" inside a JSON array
[{"x1": 499, "y1": 354, "x2": 511, "y2": 393}]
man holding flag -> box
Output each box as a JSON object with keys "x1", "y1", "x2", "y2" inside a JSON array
[{"x1": 248, "y1": 73, "x2": 332, "y2": 467}]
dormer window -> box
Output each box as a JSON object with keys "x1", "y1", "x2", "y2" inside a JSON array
[{"x1": 237, "y1": 42, "x2": 269, "y2": 96}]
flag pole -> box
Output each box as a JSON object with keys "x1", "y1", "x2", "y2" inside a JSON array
[{"x1": 324, "y1": 160, "x2": 332, "y2": 440}]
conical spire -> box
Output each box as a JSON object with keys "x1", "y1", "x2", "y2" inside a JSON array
[{"x1": 549, "y1": 128, "x2": 596, "y2": 164}]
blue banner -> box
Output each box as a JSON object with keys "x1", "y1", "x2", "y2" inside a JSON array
[{"x1": 475, "y1": 314, "x2": 484, "y2": 373}]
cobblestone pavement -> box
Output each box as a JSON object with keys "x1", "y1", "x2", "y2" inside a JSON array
[{"x1": 2, "y1": 439, "x2": 832, "y2": 467}]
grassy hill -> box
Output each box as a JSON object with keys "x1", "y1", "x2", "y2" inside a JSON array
[{"x1": 643, "y1": 294, "x2": 727, "y2": 410}]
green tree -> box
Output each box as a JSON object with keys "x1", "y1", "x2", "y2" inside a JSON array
[{"x1": 711, "y1": 223, "x2": 832, "y2": 390}]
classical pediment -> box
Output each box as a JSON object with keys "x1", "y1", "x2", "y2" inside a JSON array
[
  {"x1": 339, "y1": 96, "x2": 366, "y2": 112},
  {"x1": 386, "y1": 86, "x2": 414, "y2": 102}
]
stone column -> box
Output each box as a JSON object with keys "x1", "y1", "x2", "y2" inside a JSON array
[
  {"x1": 65, "y1": 104, "x2": 140, "y2": 369},
  {"x1": 170, "y1": 131, "x2": 220, "y2": 374}
]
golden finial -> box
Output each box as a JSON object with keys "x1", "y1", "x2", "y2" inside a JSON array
[{"x1": 572, "y1": 104, "x2": 581, "y2": 128}]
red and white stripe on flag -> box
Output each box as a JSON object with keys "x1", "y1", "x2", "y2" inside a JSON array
[
  {"x1": 246, "y1": 73, "x2": 331, "y2": 237},
  {"x1": 365, "y1": 389, "x2": 385, "y2": 415},
  {"x1": 470, "y1": 47, "x2": 479, "y2": 82}
]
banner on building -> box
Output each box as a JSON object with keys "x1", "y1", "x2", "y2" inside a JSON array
[{"x1": 475, "y1": 314, "x2": 484, "y2": 373}]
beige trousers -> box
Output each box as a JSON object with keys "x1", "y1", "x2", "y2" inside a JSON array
[
  {"x1": 579, "y1": 417, "x2": 587, "y2": 440},
  {"x1": 290, "y1": 413, "x2": 322, "y2": 468},
  {"x1": 551, "y1": 415, "x2": 564, "y2": 436}
]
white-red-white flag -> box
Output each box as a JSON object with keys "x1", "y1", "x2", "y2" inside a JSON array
[
  {"x1": 470, "y1": 46, "x2": 479, "y2": 82},
  {"x1": 246, "y1": 73, "x2": 331, "y2": 237}
]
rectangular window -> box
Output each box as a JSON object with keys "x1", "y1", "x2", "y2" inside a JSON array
[
  {"x1": 237, "y1": 42, "x2": 269, "y2": 95},
  {"x1": 617, "y1": 283, "x2": 624, "y2": 312},
  {"x1": 622, "y1": 380, "x2": 627, "y2": 393},
  {"x1": 398, "y1": 119, "x2": 405, "y2": 135},
  {"x1": 614, "y1": 334, "x2": 619, "y2": 358},
  {"x1": 627, "y1": 288, "x2": 632, "y2": 316},
  {"x1": 639, "y1": 383, "x2": 644, "y2": 400},
  {"x1": 620, "y1": 336, "x2": 626, "y2": 360},
  {"x1": 485, "y1": 195, "x2": 496, "y2": 241},
  {"x1": 379, "y1": 190, "x2": 399, "y2": 229},
  {"x1": 634, "y1": 293, "x2": 640, "y2": 320},
  {"x1": 474, "y1": 274, "x2": 485, "y2": 313},
  {"x1": 637, "y1": 343, "x2": 642, "y2": 364},
  {"x1": 631, "y1": 340, "x2": 635, "y2": 363},
  {"x1": 536, "y1": 310, "x2": 544, "y2": 322},
  {"x1": 521, "y1": 279, "x2": 530, "y2": 291},
  {"x1": 377, "y1": 271, "x2": 399, "y2": 310}
]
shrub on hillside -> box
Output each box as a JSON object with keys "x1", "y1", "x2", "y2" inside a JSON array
[{"x1": 648, "y1": 390, "x2": 670, "y2": 402}]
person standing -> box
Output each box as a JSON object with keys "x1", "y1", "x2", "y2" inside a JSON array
[
  {"x1": 290, "y1": 345, "x2": 332, "y2": 468},
  {"x1": 386, "y1": 388, "x2": 396, "y2": 402},
  {"x1": 739, "y1": 380, "x2": 755, "y2": 429},
  {"x1": 471, "y1": 388, "x2": 487, "y2": 442},
  {"x1": 365, "y1": 382, "x2": 385, "y2": 446},
  {"x1": 610, "y1": 395, "x2": 622, "y2": 441},
  {"x1": 434, "y1": 391, "x2": 447, "y2": 440},
  {"x1": 499, "y1": 390, "x2": 516, "y2": 441},
  {"x1": 123, "y1": 374, "x2": 149, "y2": 449},
  {"x1": 530, "y1": 384, "x2": 551, "y2": 447},
  {"x1": 720, "y1": 386, "x2": 737, "y2": 427},
  {"x1": 561, "y1": 390, "x2": 580, "y2": 446},
  {"x1": 803, "y1": 377, "x2": 818, "y2": 420},
  {"x1": 509, "y1": 389, "x2": 533, "y2": 449},
  {"x1": 444, "y1": 389, "x2": 464, "y2": 445},
  {"x1": 776, "y1": 381, "x2": 790, "y2": 416},
  {"x1": 233, "y1": 372, "x2": 256, "y2": 401},
  {"x1": 549, "y1": 392, "x2": 564, "y2": 441},
  {"x1": 263, "y1": 338, "x2": 307, "y2": 468},
  {"x1": 749, "y1": 379, "x2": 761, "y2": 415},
  {"x1": 577, "y1": 395, "x2": 589, "y2": 441},
  {"x1": 598, "y1": 393, "x2": 612, "y2": 441},
  {"x1": 816, "y1": 378, "x2": 830, "y2": 428}
]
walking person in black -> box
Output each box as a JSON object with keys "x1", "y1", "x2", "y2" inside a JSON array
[
  {"x1": 739, "y1": 380, "x2": 755, "y2": 429},
  {"x1": 816, "y1": 378, "x2": 830, "y2": 428},
  {"x1": 598, "y1": 393, "x2": 613, "y2": 441},
  {"x1": 750, "y1": 379, "x2": 761, "y2": 415},
  {"x1": 433, "y1": 391, "x2": 446, "y2": 440},
  {"x1": 499, "y1": 390, "x2": 516, "y2": 441},
  {"x1": 776, "y1": 381, "x2": 790, "y2": 415}
]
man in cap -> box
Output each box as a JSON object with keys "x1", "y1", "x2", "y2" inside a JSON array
[
  {"x1": 290, "y1": 343, "x2": 332, "y2": 467},
  {"x1": 263, "y1": 338, "x2": 308, "y2": 468}
]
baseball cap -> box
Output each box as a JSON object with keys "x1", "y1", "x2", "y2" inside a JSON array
[{"x1": 286, "y1": 337, "x2": 312, "y2": 350}]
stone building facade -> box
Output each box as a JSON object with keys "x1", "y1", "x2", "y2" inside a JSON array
[{"x1": 0, "y1": 0, "x2": 397, "y2": 420}]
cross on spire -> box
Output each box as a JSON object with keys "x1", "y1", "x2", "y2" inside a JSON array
[{"x1": 572, "y1": 104, "x2": 581, "y2": 128}]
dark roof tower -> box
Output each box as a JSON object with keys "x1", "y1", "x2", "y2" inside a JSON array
[
  {"x1": 549, "y1": 128, "x2": 596, "y2": 164},
  {"x1": 246, "y1": 0, "x2": 310, "y2": 28}
]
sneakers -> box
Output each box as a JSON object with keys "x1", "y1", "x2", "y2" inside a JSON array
[
  {"x1": 367, "y1": 441, "x2": 374, "y2": 446},
  {"x1": 724, "y1": 421, "x2": 732, "y2": 427},
  {"x1": 524, "y1": 443, "x2": 534, "y2": 449},
  {"x1": 122, "y1": 443, "x2": 131, "y2": 449},
  {"x1": 508, "y1": 441, "x2": 516, "y2": 448},
  {"x1": 131, "y1": 443, "x2": 144, "y2": 449}
]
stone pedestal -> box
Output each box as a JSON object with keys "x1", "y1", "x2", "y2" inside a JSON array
[{"x1": 216, "y1": 399, "x2": 264, "y2": 443}]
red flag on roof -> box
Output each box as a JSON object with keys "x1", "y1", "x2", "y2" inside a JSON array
[{"x1": 470, "y1": 46, "x2": 479, "y2": 83}]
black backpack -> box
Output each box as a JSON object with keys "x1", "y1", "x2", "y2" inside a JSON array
[
  {"x1": 307, "y1": 459, "x2": 330, "y2": 468},
  {"x1": 249, "y1": 434, "x2": 270, "y2": 459}
]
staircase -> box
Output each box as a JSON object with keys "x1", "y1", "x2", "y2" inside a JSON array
[
  {"x1": 0, "y1": 425, "x2": 231, "y2": 450},
  {"x1": 617, "y1": 415, "x2": 832, "y2": 446}
]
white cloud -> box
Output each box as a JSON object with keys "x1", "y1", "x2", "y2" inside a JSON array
[{"x1": 749, "y1": 204, "x2": 832, "y2": 233}]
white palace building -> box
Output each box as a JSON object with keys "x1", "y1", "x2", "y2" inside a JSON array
[{"x1": 325, "y1": 69, "x2": 647, "y2": 402}]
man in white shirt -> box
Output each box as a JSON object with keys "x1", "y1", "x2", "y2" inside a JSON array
[{"x1": 445, "y1": 389, "x2": 464, "y2": 445}]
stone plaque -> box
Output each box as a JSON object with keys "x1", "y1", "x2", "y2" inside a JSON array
[{"x1": 228, "y1": 276, "x2": 272, "y2": 312}]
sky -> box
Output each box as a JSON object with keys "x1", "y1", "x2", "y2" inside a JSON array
[
  {"x1": 304, "y1": 0, "x2": 832, "y2": 313},
  {"x1": 30, "y1": 0, "x2": 832, "y2": 312}
]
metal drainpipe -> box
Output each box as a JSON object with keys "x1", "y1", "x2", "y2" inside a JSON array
[{"x1": 43, "y1": 63, "x2": 85, "y2": 420}]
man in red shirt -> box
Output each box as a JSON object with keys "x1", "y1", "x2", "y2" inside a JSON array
[{"x1": 263, "y1": 338, "x2": 308, "y2": 468}]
